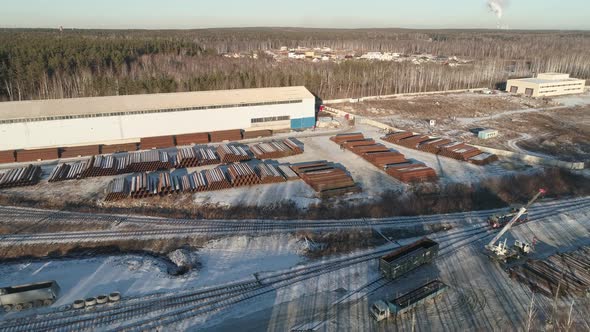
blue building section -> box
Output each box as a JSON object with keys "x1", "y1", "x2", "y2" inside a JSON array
[{"x1": 291, "y1": 117, "x2": 316, "y2": 129}]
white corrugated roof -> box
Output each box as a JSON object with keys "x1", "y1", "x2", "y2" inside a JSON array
[
  {"x1": 508, "y1": 77, "x2": 584, "y2": 85},
  {"x1": 0, "y1": 86, "x2": 314, "y2": 121}
]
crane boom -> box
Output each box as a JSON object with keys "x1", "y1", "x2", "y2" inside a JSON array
[{"x1": 486, "y1": 189, "x2": 546, "y2": 249}]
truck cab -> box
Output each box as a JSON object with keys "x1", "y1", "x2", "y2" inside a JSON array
[
  {"x1": 370, "y1": 300, "x2": 391, "y2": 321},
  {"x1": 488, "y1": 210, "x2": 529, "y2": 229}
]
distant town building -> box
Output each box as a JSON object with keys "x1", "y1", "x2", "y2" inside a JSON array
[{"x1": 506, "y1": 73, "x2": 585, "y2": 97}]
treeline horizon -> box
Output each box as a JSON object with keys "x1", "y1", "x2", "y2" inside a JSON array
[{"x1": 1, "y1": 28, "x2": 589, "y2": 101}]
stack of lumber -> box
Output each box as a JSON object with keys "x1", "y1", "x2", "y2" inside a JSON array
[
  {"x1": 227, "y1": 163, "x2": 260, "y2": 187},
  {"x1": 256, "y1": 163, "x2": 286, "y2": 184},
  {"x1": 176, "y1": 147, "x2": 200, "y2": 168},
  {"x1": 0, "y1": 165, "x2": 42, "y2": 189},
  {"x1": 291, "y1": 161, "x2": 360, "y2": 198},
  {"x1": 204, "y1": 167, "x2": 232, "y2": 190},
  {"x1": 217, "y1": 145, "x2": 250, "y2": 163},
  {"x1": 101, "y1": 143, "x2": 138, "y2": 154},
  {"x1": 278, "y1": 165, "x2": 300, "y2": 181},
  {"x1": 0, "y1": 150, "x2": 15, "y2": 164},
  {"x1": 384, "y1": 163, "x2": 438, "y2": 183},
  {"x1": 242, "y1": 129, "x2": 273, "y2": 139},
  {"x1": 104, "y1": 178, "x2": 129, "y2": 202},
  {"x1": 140, "y1": 135, "x2": 176, "y2": 149},
  {"x1": 209, "y1": 129, "x2": 242, "y2": 142},
  {"x1": 175, "y1": 132, "x2": 209, "y2": 145},
  {"x1": 82, "y1": 156, "x2": 117, "y2": 177},
  {"x1": 250, "y1": 139, "x2": 304, "y2": 159},
  {"x1": 195, "y1": 147, "x2": 220, "y2": 166},
  {"x1": 60, "y1": 145, "x2": 100, "y2": 158},
  {"x1": 16, "y1": 148, "x2": 59, "y2": 162}
]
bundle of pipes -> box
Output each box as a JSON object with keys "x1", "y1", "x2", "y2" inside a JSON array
[
  {"x1": 176, "y1": 147, "x2": 200, "y2": 168},
  {"x1": 82, "y1": 155, "x2": 117, "y2": 178},
  {"x1": 396, "y1": 135, "x2": 432, "y2": 149},
  {"x1": 330, "y1": 133, "x2": 365, "y2": 144},
  {"x1": 15, "y1": 148, "x2": 59, "y2": 162},
  {"x1": 129, "y1": 173, "x2": 154, "y2": 198},
  {"x1": 156, "y1": 172, "x2": 175, "y2": 195},
  {"x1": 209, "y1": 129, "x2": 243, "y2": 143},
  {"x1": 256, "y1": 163, "x2": 287, "y2": 184},
  {"x1": 60, "y1": 145, "x2": 100, "y2": 158},
  {"x1": 342, "y1": 139, "x2": 376, "y2": 150},
  {"x1": 509, "y1": 247, "x2": 590, "y2": 298},
  {"x1": 217, "y1": 145, "x2": 251, "y2": 163},
  {"x1": 381, "y1": 131, "x2": 414, "y2": 143},
  {"x1": 124, "y1": 151, "x2": 172, "y2": 172},
  {"x1": 385, "y1": 163, "x2": 438, "y2": 183},
  {"x1": 196, "y1": 147, "x2": 220, "y2": 166},
  {"x1": 104, "y1": 178, "x2": 129, "y2": 202},
  {"x1": 181, "y1": 172, "x2": 208, "y2": 192},
  {"x1": 381, "y1": 131, "x2": 497, "y2": 165},
  {"x1": 101, "y1": 142, "x2": 138, "y2": 154},
  {"x1": 175, "y1": 132, "x2": 210, "y2": 146},
  {"x1": 349, "y1": 144, "x2": 390, "y2": 155},
  {"x1": 363, "y1": 151, "x2": 407, "y2": 168},
  {"x1": 250, "y1": 140, "x2": 303, "y2": 159},
  {"x1": 227, "y1": 163, "x2": 260, "y2": 187},
  {"x1": 242, "y1": 129, "x2": 273, "y2": 140},
  {"x1": 204, "y1": 167, "x2": 232, "y2": 191},
  {"x1": 416, "y1": 138, "x2": 452, "y2": 154},
  {"x1": 140, "y1": 135, "x2": 176, "y2": 149},
  {"x1": 468, "y1": 152, "x2": 499, "y2": 165},
  {"x1": 278, "y1": 165, "x2": 300, "y2": 181},
  {"x1": 48, "y1": 159, "x2": 91, "y2": 182},
  {"x1": 0, "y1": 164, "x2": 42, "y2": 189},
  {"x1": 0, "y1": 150, "x2": 15, "y2": 164},
  {"x1": 291, "y1": 161, "x2": 360, "y2": 197}
]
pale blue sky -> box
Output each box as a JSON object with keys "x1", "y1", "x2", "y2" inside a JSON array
[{"x1": 1, "y1": 0, "x2": 588, "y2": 30}]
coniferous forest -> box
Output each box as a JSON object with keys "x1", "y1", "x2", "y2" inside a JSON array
[{"x1": 1, "y1": 28, "x2": 589, "y2": 101}]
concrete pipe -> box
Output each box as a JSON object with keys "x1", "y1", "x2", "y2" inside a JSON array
[
  {"x1": 23, "y1": 302, "x2": 33, "y2": 310},
  {"x1": 34, "y1": 300, "x2": 44, "y2": 308},
  {"x1": 108, "y1": 292, "x2": 121, "y2": 302},
  {"x1": 43, "y1": 299, "x2": 54, "y2": 306},
  {"x1": 14, "y1": 303, "x2": 23, "y2": 311},
  {"x1": 73, "y1": 300, "x2": 85, "y2": 309},
  {"x1": 96, "y1": 295, "x2": 108, "y2": 304},
  {"x1": 2, "y1": 304, "x2": 12, "y2": 312},
  {"x1": 84, "y1": 297, "x2": 97, "y2": 307}
]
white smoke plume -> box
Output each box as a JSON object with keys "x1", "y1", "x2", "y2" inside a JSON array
[{"x1": 487, "y1": 0, "x2": 506, "y2": 19}]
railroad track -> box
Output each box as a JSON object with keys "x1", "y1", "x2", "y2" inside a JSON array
[
  {"x1": 1, "y1": 198, "x2": 588, "y2": 331},
  {"x1": 1, "y1": 198, "x2": 589, "y2": 246}
]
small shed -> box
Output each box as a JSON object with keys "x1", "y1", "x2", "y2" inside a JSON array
[{"x1": 478, "y1": 129, "x2": 498, "y2": 140}]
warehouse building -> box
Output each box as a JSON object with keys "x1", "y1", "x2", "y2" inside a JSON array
[
  {"x1": 506, "y1": 73, "x2": 585, "y2": 97},
  {"x1": 0, "y1": 86, "x2": 316, "y2": 150}
]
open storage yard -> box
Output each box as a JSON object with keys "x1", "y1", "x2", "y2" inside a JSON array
[{"x1": 331, "y1": 91, "x2": 590, "y2": 162}]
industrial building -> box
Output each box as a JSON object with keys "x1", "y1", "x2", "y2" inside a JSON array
[
  {"x1": 0, "y1": 86, "x2": 316, "y2": 151},
  {"x1": 506, "y1": 73, "x2": 585, "y2": 97}
]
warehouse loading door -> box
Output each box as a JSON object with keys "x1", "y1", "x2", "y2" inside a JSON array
[
  {"x1": 525, "y1": 88, "x2": 534, "y2": 96},
  {"x1": 510, "y1": 86, "x2": 518, "y2": 93}
]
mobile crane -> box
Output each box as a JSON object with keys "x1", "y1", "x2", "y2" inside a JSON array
[{"x1": 485, "y1": 189, "x2": 546, "y2": 260}]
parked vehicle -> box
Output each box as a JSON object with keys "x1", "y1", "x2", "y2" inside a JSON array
[
  {"x1": 488, "y1": 209, "x2": 529, "y2": 229},
  {"x1": 0, "y1": 280, "x2": 60, "y2": 312},
  {"x1": 379, "y1": 238, "x2": 439, "y2": 280},
  {"x1": 371, "y1": 280, "x2": 447, "y2": 321}
]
